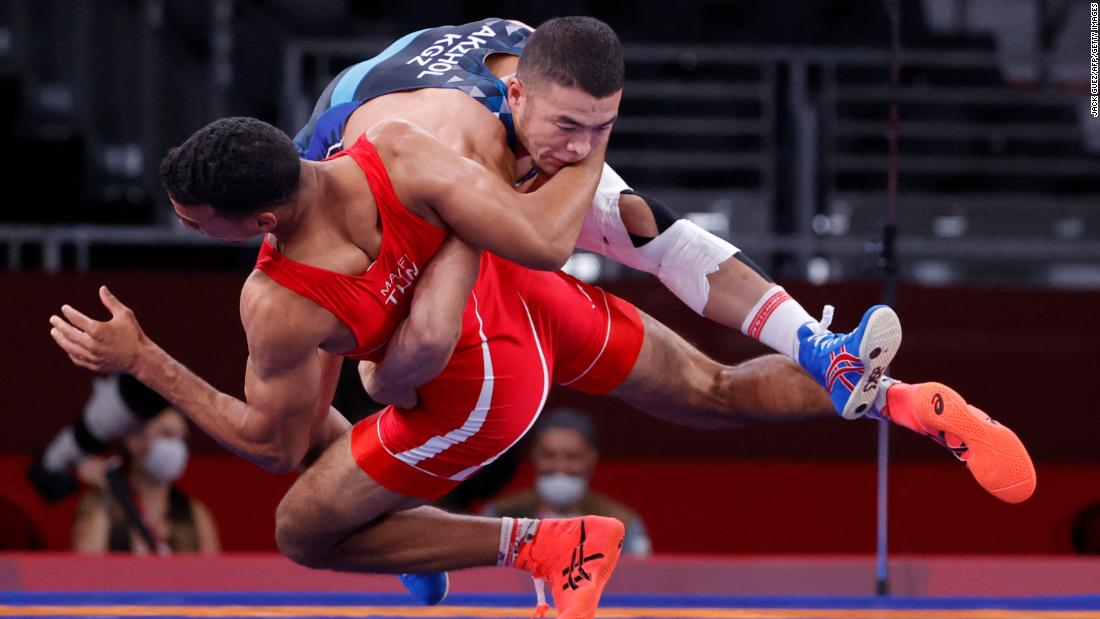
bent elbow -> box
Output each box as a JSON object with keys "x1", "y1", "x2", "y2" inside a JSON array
[
  {"x1": 260, "y1": 443, "x2": 308, "y2": 474},
  {"x1": 510, "y1": 236, "x2": 572, "y2": 271},
  {"x1": 264, "y1": 456, "x2": 302, "y2": 475},
  {"x1": 535, "y1": 240, "x2": 573, "y2": 271},
  {"x1": 240, "y1": 425, "x2": 306, "y2": 474},
  {"x1": 408, "y1": 317, "x2": 461, "y2": 360}
]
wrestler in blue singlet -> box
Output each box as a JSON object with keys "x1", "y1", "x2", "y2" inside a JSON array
[{"x1": 294, "y1": 18, "x2": 531, "y2": 161}]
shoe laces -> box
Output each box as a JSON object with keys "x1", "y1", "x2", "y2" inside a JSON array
[{"x1": 805, "y1": 305, "x2": 837, "y2": 347}]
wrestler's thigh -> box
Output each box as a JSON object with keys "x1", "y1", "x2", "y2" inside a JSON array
[
  {"x1": 610, "y1": 310, "x2": 724, "y2": 418},
  {"x1": 278, "y1": 430, "x2": 423, "y2": 540}
]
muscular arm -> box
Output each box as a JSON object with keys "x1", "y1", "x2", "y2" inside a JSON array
[
  {"x1": 300, "y1": 350, "x2": 352, "y2": 467},
  {"x1": 49, "y1": 285, "x2": 330, "y2": 475},
  {"x1": 134, "y1": 292, "x2": 322, "y2": 473},
  {"x1": 376, "y1": 120, "x2": 604, "y2": 270},
  {"x1": 363, "y1": 236, "x2": 481, "y2": 405}
]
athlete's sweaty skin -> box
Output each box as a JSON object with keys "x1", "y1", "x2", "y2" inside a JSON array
[
  {"x1": 337, "y1": 23, "x2": 832, "y2": 425},
  {"x1": 47, "y1": 117, "x2": 622, "y2": 587},
  {"x1": 50, "y1": 119, "x2": 606, "y2": 475}
]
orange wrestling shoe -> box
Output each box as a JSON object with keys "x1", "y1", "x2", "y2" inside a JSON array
[
  {"x1": 516, "y1": 516, "x2": 625, "y2": 619},
  {"x1": 885, "y1": 381, "x2": 1036, "y2": 503}
]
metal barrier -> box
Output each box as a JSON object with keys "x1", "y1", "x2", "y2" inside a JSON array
[
  {"x1": 0, "y1": 225, "x2": 256, "y2": 273},
  {"x1": 3, "y1": 42, "x2": 1097, "y2": 284}
]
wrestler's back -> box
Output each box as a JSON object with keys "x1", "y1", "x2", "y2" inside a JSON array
[
  {"x1": 343, "y1": 88, "x2": 515, "y2": 180},
  {"x1": 295, "y1": 18, "x2": 528, "y2": 180}
]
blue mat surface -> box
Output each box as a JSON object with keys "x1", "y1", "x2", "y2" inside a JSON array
[{"x1": 2, "y1": 592, "x2": 1099, "y2": 618}]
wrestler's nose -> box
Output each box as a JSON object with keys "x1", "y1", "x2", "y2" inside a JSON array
[{"x1": 564, "y1": 137, "x2": 591, "y2": 160}]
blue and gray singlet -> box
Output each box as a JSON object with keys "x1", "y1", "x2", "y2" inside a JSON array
[{"x1": 294, "y1": 18, "x2": 532, "y2": 162}]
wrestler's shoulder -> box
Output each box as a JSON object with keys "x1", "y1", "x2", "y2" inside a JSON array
[{"x1": 240, "y1": 271, "x2": 330, "y2": 340}]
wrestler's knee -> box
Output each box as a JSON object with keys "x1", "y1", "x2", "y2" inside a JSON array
[{"x1": 274, "y1": 488, "x2": 330, "y2": 568}]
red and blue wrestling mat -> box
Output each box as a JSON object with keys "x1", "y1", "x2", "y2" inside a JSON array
[
  {"x1": 2, "y1": 554, "x2": 1099, "y2": 618},
  {"x1": 3, "y1": 592, "x2": 1100, "y2": 618}
]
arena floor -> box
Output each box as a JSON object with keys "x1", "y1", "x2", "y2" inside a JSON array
[
  {"x1": 4, "y1": 554, "x2": 1100, "y2": 619},
  {"x1": 3, "y1": 592, "x2": 1100, "y2": 618}
]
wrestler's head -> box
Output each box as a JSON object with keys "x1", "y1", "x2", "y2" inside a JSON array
[
  {"x1": 509, "y1": 17, "x2": 623, "y2": 175},
  {"x1": 160, "y1": 117, "x2": 301, "y2": 242}
]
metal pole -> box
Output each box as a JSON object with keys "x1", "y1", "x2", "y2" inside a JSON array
[
  {"x1": 210, "y1": 0, "x2": 234, "y2": 119},
  {"x1": 876, "y1": 0, "x2": 903, "y2": 597},
  {"x1": 141, "y1": 0, "x2": 166, "y2": 223},
  {"x1": 789, "y1": 58, "x2": 818, "y2": 269}
]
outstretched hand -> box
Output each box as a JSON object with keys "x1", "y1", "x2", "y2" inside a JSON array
[{"x1": 49, "y1": 286, "x2": 149, "y2": 374}]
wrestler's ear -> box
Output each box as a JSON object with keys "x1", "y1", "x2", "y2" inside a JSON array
[
  {"x1": 507, "y1": 77, "x2": 526, "y2": 109},
  {"x1": 255, "y1": 211, "x2": 278, "y2": 233}
]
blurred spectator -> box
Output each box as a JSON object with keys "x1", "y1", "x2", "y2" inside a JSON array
[
  {"x1": 29, "y1": 374, "x2": 169, "y2": 503},
  {"x1": 71, "y1": 408, "x2": 219, "y2": 554},
  {"x1": 483, "y1": 408, "x2": 652, "y2": 557}
]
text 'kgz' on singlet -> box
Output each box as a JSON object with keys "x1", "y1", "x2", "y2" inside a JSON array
[
  {"x1": 254, "y1": 136, "x2": 447, "y2": 361},
  {"x1": 294, "y1": 17, "x2": 531, "y2": 161}
]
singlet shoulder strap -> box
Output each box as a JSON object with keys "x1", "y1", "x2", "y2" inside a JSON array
[
  {"x1": 333, "y1": 135, "x2": 444, "y2": 243},
  {"x1": 253, "y1": 238, "x2": 352, "y2": 311},
  {"x1": 334, "y1": 136, "x2": 403, "y2": 213}
]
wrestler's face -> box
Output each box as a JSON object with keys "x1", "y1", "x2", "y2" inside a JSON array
[
  {"x1": 531, "y1": 427, "x2": 597, "y2": 478},
  {"x1": 171, "y1": 198, "x2": 276, "y2": 242},
  {"x1": 509, "y1": 78, "x2": 620, "y2": 175}
]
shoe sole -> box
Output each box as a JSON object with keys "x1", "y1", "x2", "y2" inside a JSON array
[
  {"x1": 436, "y1": 573, "x2": 449, "y2": 606},
  {"x1": 558, "y1": 517, "x2": 626, "y2": 619},
  {"x1": 841, "y1": 306, "x2": 903, "y2": 420},
  {"x1": 911, "y1": 382, "x2": 1037, "y2": 503},
  {"x1": 398, "y1": 572, "x2": 448, "y2": 606}
]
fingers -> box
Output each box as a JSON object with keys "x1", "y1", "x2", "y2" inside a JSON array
[
  {"x1": 397, "y1": 391, "x2": 419, "y2": 410},
  {"x1": 50, "y1": 315, "x2": 97, "y2": 349},
  {"x1": 49, "y1": 324, "x2": 95, "y2": 360},
  {"x1": 357, "y1": 360, "x2": 377, "y2": 380},
  {"x1": 99, "y1": 286, "x2": 128, "y2": 317},
  {"x1": 66, "y1": 353, "x2": 100, "y2": 372},
  {"x1": 60, "y1": 305, "x2": 99, "y2": 334},
  {"x1": 49, "y1": 325, "x2": 100, "y2": 370}
]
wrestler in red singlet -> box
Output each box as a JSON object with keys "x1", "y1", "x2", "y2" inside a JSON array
[{"x1": 255, "y1": 136, "x2": 643, "y2": 499}]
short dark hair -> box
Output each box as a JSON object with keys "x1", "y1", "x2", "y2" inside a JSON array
[
  {"x1": 159, "y1": 116, "x2": 301, "y2": 216},
  {"x1": 517, "y1": 16, "x2": 624, "y2": 98},
  {"x1": 534, "y1": 408, "x2": 598, "y2": 450}
]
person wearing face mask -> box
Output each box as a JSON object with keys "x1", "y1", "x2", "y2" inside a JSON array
[
  {"x1": 71, "y1": 407, "x2": 219, "y2": 554},
  {"x1": 484, "y1": 409, "x2": 652, "y2": 557}
]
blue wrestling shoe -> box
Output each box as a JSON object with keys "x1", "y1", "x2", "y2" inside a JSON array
[
  {"x1": 398, "y1": 572, "x2": 449, "y2": 605},
  {"x1": 797, "y1": 305, "x2": 902, "y2": 420}
]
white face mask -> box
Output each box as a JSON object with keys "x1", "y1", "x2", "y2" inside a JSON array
[
  {"x1": 143, "y1": 437, "x2": 189, "y2": 484},
  {"x1": 536, "y1": 472, "x2": 587, "y2": 508}
]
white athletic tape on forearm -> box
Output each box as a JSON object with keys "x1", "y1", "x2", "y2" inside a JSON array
[
  {"x1": 575, "y1": 164, "x2": 645, "y2": 266},
  {"x1": 636, "y1": 219, "x2": 738, "y2": 314},
  {"x1": 575, "y1": 164, "x2": 739, "y2": 314}
]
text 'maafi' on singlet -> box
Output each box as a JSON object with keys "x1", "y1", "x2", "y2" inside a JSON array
[
  {"x1": 294, "y1": 18, "x2": 531, "y2": 161},
  {"x1": 254, "y1": 136, "x2": 447, "y2": 361}
]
